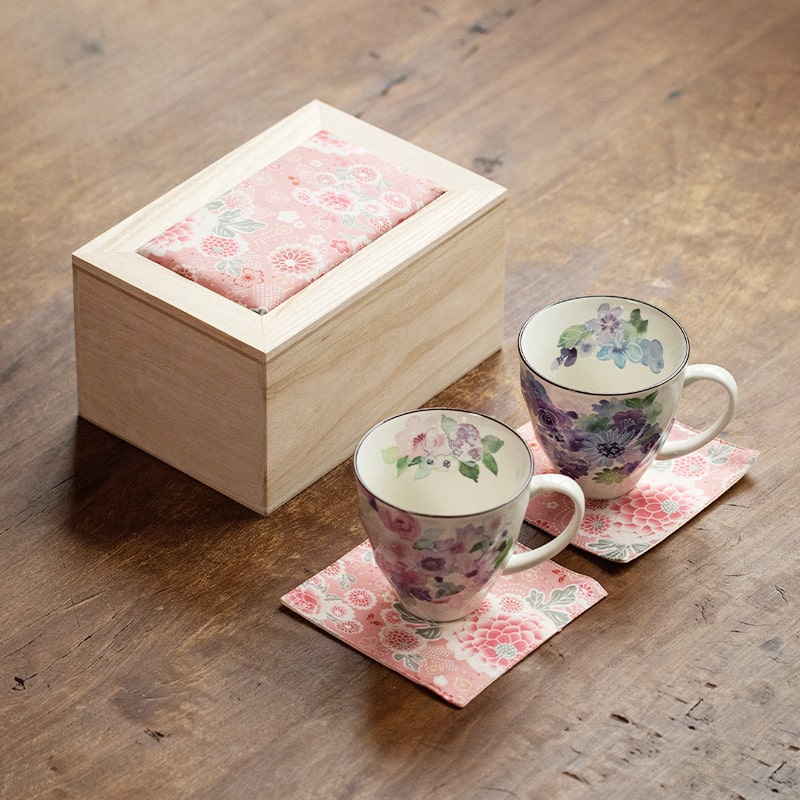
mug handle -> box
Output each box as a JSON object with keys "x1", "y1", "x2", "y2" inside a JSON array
[
  {"x1": 656, "y1": 364, "x2": 738, "y2": 461},
  {"x1": 502, "y1": 474, "x2": 585, "y2": 574}
]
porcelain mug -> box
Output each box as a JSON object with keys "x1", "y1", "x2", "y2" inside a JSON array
[
  {"x1": 518, "y1": 295, "x2": 738, "y2": 500},
  {"x1": 354, "y1": 409, "x2": 585, "y2": 622}
]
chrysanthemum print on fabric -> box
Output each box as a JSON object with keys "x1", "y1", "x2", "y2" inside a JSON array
[
  {"x1": 137, "y1": 131, "x2": 445, "y2": 313},
  {"x1": 281, "y1": 540, "x2": 606, "y2": 707},
  {"x1": 519, "y1": 422, "x2": 758, "y2": 563}
]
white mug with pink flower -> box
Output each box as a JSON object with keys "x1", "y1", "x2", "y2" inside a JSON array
[{"x1": 354, "y1": 409, "x2": 585, "y2": 622}]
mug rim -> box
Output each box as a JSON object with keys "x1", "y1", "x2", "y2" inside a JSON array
[
  {"x1": 353, "y1": 407, "x2": 535, "y2": 520},
  {"x1": 518, "y1": 294, "x2": 691, "y2": 396}
]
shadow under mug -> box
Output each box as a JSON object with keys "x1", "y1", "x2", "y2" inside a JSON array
[
  {"x1": 518, "y1": 295, "x2": 738, "y2": 500},
  {"x1": 354, "y1": 408, "x2": 585, "y2": 622}
]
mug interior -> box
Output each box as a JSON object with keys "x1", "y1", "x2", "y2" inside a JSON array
[
  {"x1": 519, "y1": 295, "x2": 689, "y2": 394},
  {"x1": 354, "y1": 409, "x2": 533, "y2": 516}
]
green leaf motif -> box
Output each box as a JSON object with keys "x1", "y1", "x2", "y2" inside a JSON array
[
  {"x1": 587, "y1": 538, "x2": 649, "y2": 562},
  {"x1": 629, "y1": 308, "x2": 648, "y2": 334},
  {"x1": 493, "y1": 538, "x2": 514, "y2": 569},
  {"x1": 440, "y1": 415, "x2": 458, "y2": 436},
  {"x1": 458, "y1": 460, "x2": 480, "y2": 482},
  {"x1": 548, "y1": 585, "x2": 579, "y2": 607},
  {"x1": 482, "y1": 435, "x2": 504, "y2": 454},
  {"x1": 413, "y1": 463, "x2": 432, "y2": 481},
  {"x1": 558, "y1": 324, "x2": 590, "y2": 350},
  {"x1": 483, "y1": 452, "x2": 499, "y2": 476},
  {"x1": 382, "y1": 446, "x2": 399, "y2": 464}
]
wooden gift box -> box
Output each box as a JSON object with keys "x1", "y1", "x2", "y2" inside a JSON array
[{"x1": 72, "y1": 100, "x2": 507, "y2": 514}]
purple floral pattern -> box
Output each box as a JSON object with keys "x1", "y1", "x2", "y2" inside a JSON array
[
  {"x1": 381, "y1": 413, "x2": 504, "y2": 483},
  {"x1": 357, "y1": 486, "x2": 516, "y2": 609},
  {"x1": 552, "y1": 302, "x2": 665, "y2": 373},
  {"x1": 519, "y1": 422, "x2": 759, "y2": 562},
  {"x1": 521, "y1": 373, "x2": 668, "y2": 489}
]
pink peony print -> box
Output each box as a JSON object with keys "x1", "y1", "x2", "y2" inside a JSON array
[
  {"x1": 395, "y1": 414, "x2": 450, "y2": 461},
  {"x1": 376, "y1": 506, "x2": 421, "y2": 540},
  {"x1": 268, "y1": 244, "x2": 322, "y2": 276},
  {"x1": 317, "y1": 189, "x2": 356, "y2": 212},
  {"x1": 610, "y1": 482, "x2": 706, "y2": 536},
  {"x1": 201, "y1": 235, "x2": 241, "y2": 259},
  {"x1": 285, "y1": 586, "x2": 323, "y2": 617},
  {"x1": 457, "y1": 614, "x2": 547, "y2": 670}
]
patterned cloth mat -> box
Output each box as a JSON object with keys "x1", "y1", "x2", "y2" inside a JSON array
[
  {"x1": 282, "y1": 539, "x2": 606, "y2": 707},
  {"x1": 520, "y1": 422, "x2": 759, "y2": 563},
  {"x1": 137, "y1": 130, "x2": 443, "y2": 313}
]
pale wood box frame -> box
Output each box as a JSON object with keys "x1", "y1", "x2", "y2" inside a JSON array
[{"x1": 73, "y1": 100, "x2": 507, "y2": 514}]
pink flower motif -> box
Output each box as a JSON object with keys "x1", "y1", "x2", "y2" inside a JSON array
[
  {"x1": 173, "y1": 264, "x2": 197, "y2": 282},
  {"x1": 317, "y1": 190, "x2": 356, "y2": 212},
  {"x1": 321, "y1": 563, "x2": 342, "y2": 579},
  {"x1": 221, "y1": 191, "x2": 251, "y2": 210},
  {"x1": 672, "y1": 454, "x2": 709, "y2": 480},
  {"x1": 577, "y1": 582, "x2": 599, "y2": 601},
  {"x1": 350, "y1": 164, "x2": 379, "y2": 183},
  {"x1": 497, "y1": 594, "x2": 526, "y2": 614},
  {"x1": 328, "y1": 602, "x2": 352, "y2": 620},
  {"x1": 381, "y1": 190, "x2": 412, "y2": 212},
  {"x1": 315, "y1": 172, "x2": 337, "y2": 187},
  {"x1": 335, "y1": 619, "x2": 363, "y2": 635},
  {"x1": 292, "y1": 187, "x2": 314, "y2": 205},
  {"x1": 233, "y1": 267, "x2": 265, "y2": 288},
  {"x1": 611, "y1": 482, "x2": 706, "y2": 536},
  {"x1": 201, "y1": 235, "x2": 240, "y2": 259},
  {"x1": 268, "y1": 244, "x2": 322, "y2": 276},
  {"x1": 346, "y1": 587, "x2": 377, "y2": 610},
  {"x1": 381, "y1": 607, "x2": 405, "y2": 625},
  {"x1": 286, "y1": 587, "x2": 323, "y2": 617},
  {"x1": 380, "y1": 626, "x2": 423, "y2": 653},
  {"x1": 369, "y1": 216, "x2": 393, "y2": 235},
  {"x1": 457, "y1": 614, "x2": 546, "y2": 670},
  {"x1": 581, "y1": 513, "x2": 611, "y2": 535},
  {"x1": 330, "y1": 239, "x2": 352, "y2": 255},
  {"x1": 395, "y1": 414, "x2": 450, "y2": 461},
  {"x1": 377, "y1": 506, "x2": 421, "y2": 540},
  {"x1": 144, "y1": 219, "x2": 198, "y2": 255}
]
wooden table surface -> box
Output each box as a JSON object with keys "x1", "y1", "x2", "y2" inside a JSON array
[{"x1": 3, "y1": 1, "x2": 799, "y2": 797}]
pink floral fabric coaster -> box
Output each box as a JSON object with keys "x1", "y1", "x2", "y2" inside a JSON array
[
  {"x1": 138, "y1": 130, "x2": 444, "y2": 313},
  {"x1": 520, "y1": 422, "x2": 759, "y2": 563},
  {"x1": 281, "y1": 540, "x2": 606, "y2": 707}
]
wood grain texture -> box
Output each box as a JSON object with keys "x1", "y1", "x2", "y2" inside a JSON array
[
  {"x1": 71, "y1": 99, "x2": 505, "y2": 513},
  {"x1": 2, "y1": 1, "x2": 799, "y2": 798}
]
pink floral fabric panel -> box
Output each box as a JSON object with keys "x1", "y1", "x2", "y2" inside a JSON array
[
  {"x1": 137, "y1": 131, "x2": 445, "y2": 313},
  {"x1": 282, "y1": 540, "x2": 606, "y2": 707},
  {"x1": 521, "y1": 422, "x2": 759, "y2": 563}
]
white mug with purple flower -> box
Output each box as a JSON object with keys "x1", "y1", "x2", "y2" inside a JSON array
[
  {"x1": 354, "y1": 409, "x2": 585, "y2": 622},
  {"x1": 518, "y1": 296, "x2": 738, "y2": 500}
]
